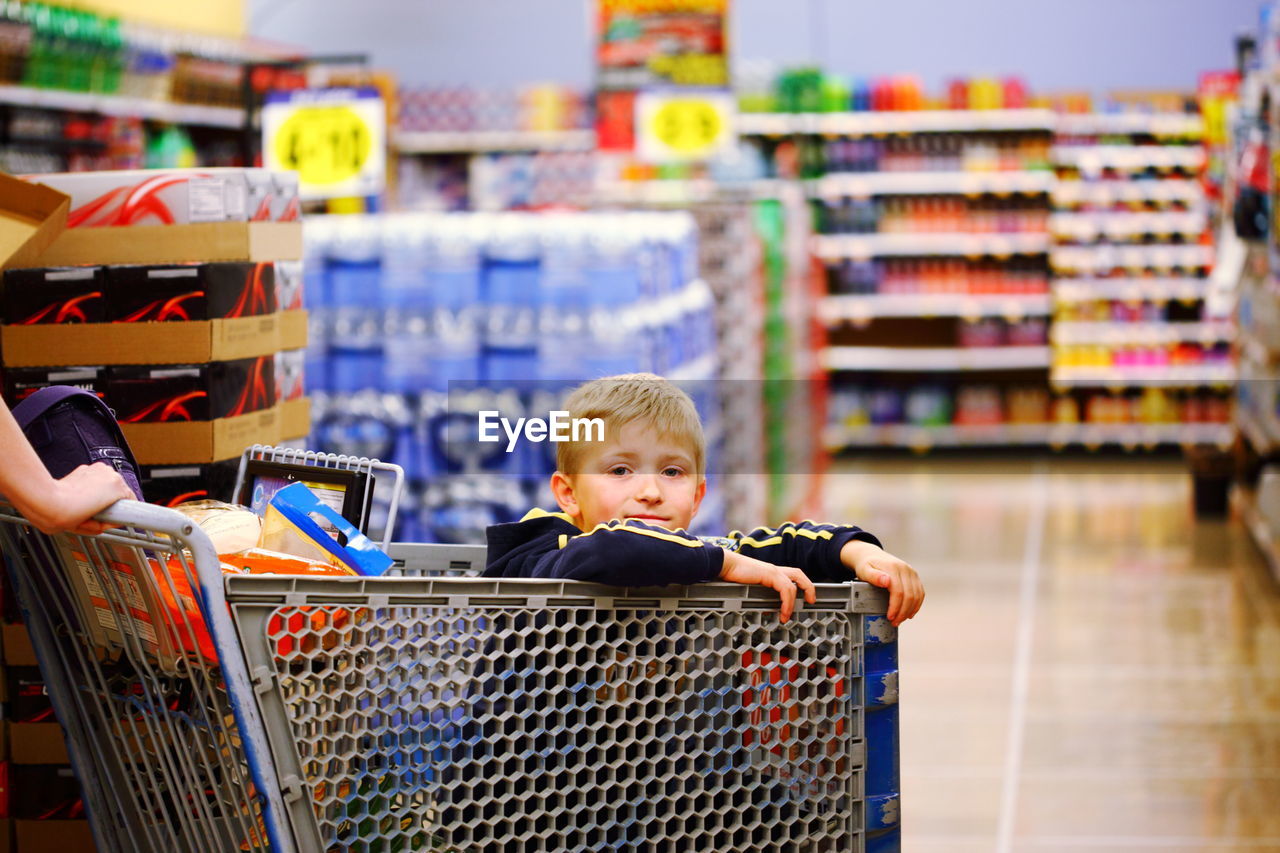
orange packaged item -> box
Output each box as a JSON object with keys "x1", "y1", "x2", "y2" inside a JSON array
[{"x1": 148, "y1": 549, "x2": 362, "y2": 664}]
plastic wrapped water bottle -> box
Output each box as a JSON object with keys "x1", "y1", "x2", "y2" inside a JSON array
[
  {"x1": 585, "y1": 217, "x2": 642, "y2": 307},
  {"x1": 327, "y1": 215, "x2": 381, "y2": 309},
  {"x1": 381, "y1": 214, "x2": 431, "y2": 311},
  {"x1": 329, "y1": 307, "x2": 384, "y2": 393},
  {"x1": 428, "y1": 216, "x2": 482, "y2": 312}
]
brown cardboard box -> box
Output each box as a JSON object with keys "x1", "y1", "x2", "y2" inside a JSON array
[
  {"x1": 1, "y1": 624, "x2": 36, "y2": 667},
  {"x1": 9, "y1": 722, "x2": 69, "y2": 765},
  {"x1": 15, "y1": 820, "x2": 95, "y2": 852},
  {"x1": 2, "y1": 313, "x2": 282, "y2": 367},
  {"x1": 34, "y1": 221, "x2": 301, "y2": 267},
  {"x1": 280, "y1": 308, "x2": 308, "y2": 350},
  {"x1": 122, "y1": 405, "x2": 282, "y2": 465},
  {"x1": 280, "y1": 397, "x2": 311, "y2": 441},
  {"x1": 0, "y1": 175, "x2": 69, "y2": 272}
]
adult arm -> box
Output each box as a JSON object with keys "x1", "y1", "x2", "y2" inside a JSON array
[{"x1": 0, "y1": 398, "x2": 133, "y2": 535}]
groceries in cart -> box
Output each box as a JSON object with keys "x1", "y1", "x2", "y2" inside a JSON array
[{"x1": 55, "y1": 476, "x2": 395, "y2": 667}]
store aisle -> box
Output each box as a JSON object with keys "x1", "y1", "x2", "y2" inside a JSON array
[{"x1": 825, "y1": 456, "x2": 1280, "y2": 851}]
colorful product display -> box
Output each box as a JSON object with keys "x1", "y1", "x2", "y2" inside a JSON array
[
  {"x1": 751, "y1": 69, "x2": 1034, "y2": 114},
  {"x1": 828, "y1": 257, "x2": 1049, "y2": 295},
  {"x1": 0, "y1": 1, "x2": 298, "y2": 106},
  {"x1": 818, "y1": 195, "x2": 1049, "y2": 235},
  {"x1": 1050, "y1": 99, "x2": 1226, "y2": 393}
]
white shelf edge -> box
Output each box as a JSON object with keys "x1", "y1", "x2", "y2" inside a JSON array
[
  {"x1": 1241, "y1": 494, "x2": 1280, "y2": 584},
  {"x1": 736, "y1": 109, "x2": 1056, "y2": 135},
  {"x1": 1050, "y1": 366, "x2": 1237, "y2": 387},
  {"x1": 1050, "y1": 144, "x2": 1206, "y2": 170},
  {"x1": 394, "y1": 129, "x2": 596, "y2": 153},
  {"x1": 825, "y1": 421, "x2": 1233, "y2": 449},
  {"x1": 1238, "y1": 406, "x2": 1280, "y2": 455},
  {"x1": 820, "y1": 293, "x2": 1051, "y2": 321},
  {"x1": 823, "y1": 345, "x2": 1051, "y2": 372},
  {"x1": 1055, "y1": 113, "x2": 1204, "y2": 137},
  {"x1": 0, "y1": 83, "x2": 244, "y2": 128},
  {"x1": 809, "y1": 170, "x2": 1054, "y2": 198},
  {"x1": 1050, "y1": 321, "x2": 1235, "y2": 345},
  {"x1": 1052, "y1": 278, "x2": 1210, "y2": 303},
  {"x1": 814, "y1": 232, "x2": 1050, "y2": 259}
]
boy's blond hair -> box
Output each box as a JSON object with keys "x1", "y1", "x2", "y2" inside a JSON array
[{"x1": 556, "y1": 373, "x2": 705, "y2": 477}]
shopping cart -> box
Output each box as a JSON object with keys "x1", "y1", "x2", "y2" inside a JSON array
[{"x1": 0, "y1": 452, "x2": 901, "y2": 852}]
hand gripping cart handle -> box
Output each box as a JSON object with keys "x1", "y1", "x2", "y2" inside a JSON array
[{"x1": 0, "y1": 498, "x2": 297, "y2": 853}]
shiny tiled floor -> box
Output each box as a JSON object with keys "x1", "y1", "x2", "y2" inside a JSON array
[{"x1": 825, "y1": 456, "x2": 1280, "y2": 851}]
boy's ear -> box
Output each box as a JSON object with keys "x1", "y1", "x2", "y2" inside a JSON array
[
  {"x1": 691, "y1": 476, "x2": 706, "y2": 518},
  {"x1": 550, "y1": 471, "x2": 581, "y2": 521}
]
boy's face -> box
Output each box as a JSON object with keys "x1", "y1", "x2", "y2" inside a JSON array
[{"x1": 552, "y1": 421, "x2": 705, "y2": 532}]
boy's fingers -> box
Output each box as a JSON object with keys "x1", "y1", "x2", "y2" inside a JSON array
[
  {"x1": 887, "y1": 579, "x2": 903, "y2": 624},
  {"x1": 788, "y1": 567, "x2": 817, "y2": 604},
  {"x1": 776, "y1": 578, "x2": 795, "y2": 623}
]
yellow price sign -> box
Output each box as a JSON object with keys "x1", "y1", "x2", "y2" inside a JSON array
[
  {"x1": 273, "y1": 106, "x2": 373, "y2": 187},
  {"x1": 262, "y1": 88, "x2": 386, "y2": 200},
  {"x1": 652, "y1": 99, "x2": 723, "y2": 153},
  {"x1": 636, "y1": 91, "x2": 733, "y2": 164}
]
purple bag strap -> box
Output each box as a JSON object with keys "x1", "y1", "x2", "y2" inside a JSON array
[{"x1": 10, "y1": 385, "x2": 97, "y2": 430}]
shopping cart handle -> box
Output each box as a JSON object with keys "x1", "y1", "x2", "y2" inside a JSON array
[{"x1": 95, "y1": 499, "x2": 215, "y2": 545}]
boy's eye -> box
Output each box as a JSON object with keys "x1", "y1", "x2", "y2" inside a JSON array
[
  {"x1": 607, "y1": 465, "x2": 631, "y2": 476},
  {"x1": 661, "y1": 467, "x2": 685, "y2": 478}
]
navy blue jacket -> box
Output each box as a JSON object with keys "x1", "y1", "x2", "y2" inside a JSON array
[{"x1": 483, "y1": 508, "x2": 882, "y2": 584}]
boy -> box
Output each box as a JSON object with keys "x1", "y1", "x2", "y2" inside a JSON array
[{"x1": 484, "y1": 374, "x2": 923, "y2": 625}]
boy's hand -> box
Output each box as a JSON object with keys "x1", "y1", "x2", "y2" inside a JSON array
[
  {"x1": 840, "y1": 540, "x2": 924, "y2": 627},
  {"x1": 718, "y1": 549, "x2": 816, "y2": 624}
]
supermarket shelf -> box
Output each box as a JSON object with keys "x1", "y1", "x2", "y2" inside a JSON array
[
  {"x1": 1239, "y1": 328, "x2": 1280, "y2": 368},
  {"x1": 823, "y1": 345, "x2": 1051, "y2": 372},
  {"x1": 593, "y1": 179, "x2": 785, "y2": 205},
  {"x1": 1053, "y1": 277, "x2": 1209, "y2": 303},
  {"x1": 394, "y1": 129, "x2": 596, "y2": 153},
  {"x1": 1052, "y1": 178, "x2": 1204, "y2": 206},
  {"x1": 1055, "y1": 113, "x2": 1204, "y2": 137},
  {"x1": 1050, "y1": 210, "x2": 1209, "y2": 241},
  {"x1": 814, "y1": 232, "x2": 1050, "y2": 259},
  {"x1": 737, "y1": 109, "x2": 1056, "y2": 136},
  {"x1": 820, "y1": 292, "x2": 1051, "y2": 322},
  {"x1": 1240, "y1": 491, "x2": 1280, "y2": 584},
  {"x1": 809, "y1": 170, "x2": 1055, "y2": 198},
  {"x1": 1238, "y1": 406, "x2": 1280, "y2": 455},
  {"x1": 1050, "y1": 364, "x2": 1236, "y2": 387},
  {"x1": 1051, "y1": 244, "x2": 1214, "y2": 272},
  {"x1": 0, "y1": 84, "x2": 244, "y2": 128},
  {"x1": 1053, "y1": 422, "x2": 1234, "y2": 448},
  {"x1": 1051, "y1": 320, "x2": 1234, "y2": 346},
  {"x1": 1051, "y1": 144, "x2": 1205, "y2": 171},
  {"x1": 825, "y1": 421, "x2": 1232, "y2": 449},
  {"x1": 826, "y1": 422, "x2": 1052, "y2": 448}
]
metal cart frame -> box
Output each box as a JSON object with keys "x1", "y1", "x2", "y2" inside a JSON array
[{"x1": 0, "y1": 492, "x2": 900, "y2": 852}]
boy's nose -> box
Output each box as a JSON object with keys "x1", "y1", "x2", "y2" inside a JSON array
[{"x1": 634, "y1": 474, "x2": 662, "y2": 502}]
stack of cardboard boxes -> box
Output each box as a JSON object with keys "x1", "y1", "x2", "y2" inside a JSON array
[
  {"x1": 0, "y1": 169, "x2": 309, "y2": 851},
  {"x1": 0, "y1": 168, "x2": 309, "y2": 505}
]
